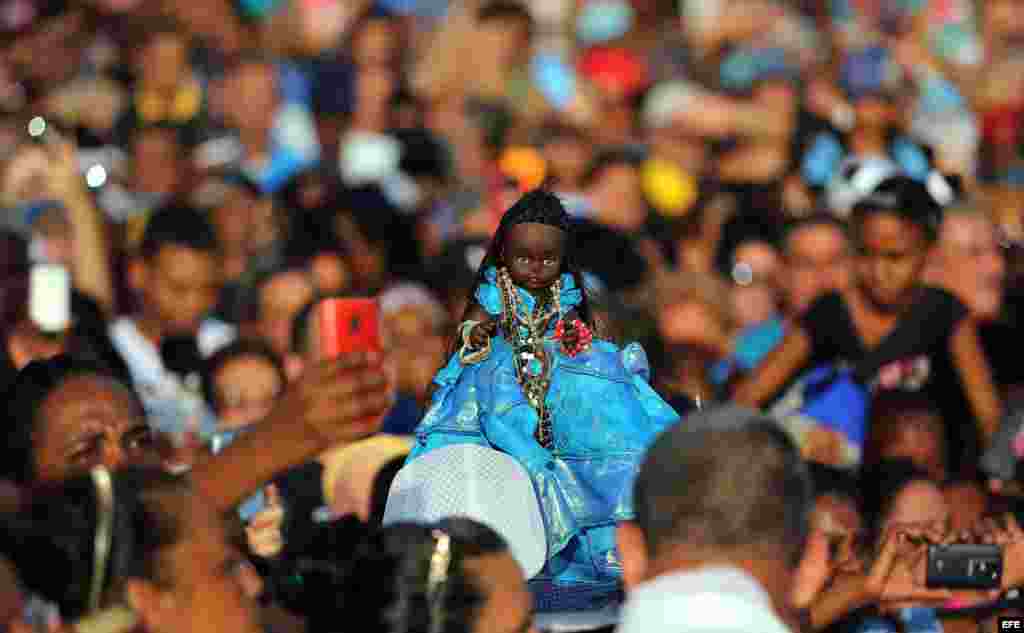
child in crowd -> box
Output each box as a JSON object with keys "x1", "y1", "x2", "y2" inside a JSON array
[
  {"x1": 406, "y1": 189, "x2": 678, "y2": 608},
  {"x1": 802, "y1": 47, "x2": 932, "y2": 192},
  {"x1": 202, "y1": 339, "x2": 288, "y2": 557},
  {"x1": 734, "y1": 176, "x2": 1001, "y2": 466}
]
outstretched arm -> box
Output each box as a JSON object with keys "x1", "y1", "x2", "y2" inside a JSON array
[
  {"x1": 949, "y1": 318, "x2": 1002, "y2": 445},
  {"x1": 48, "y1": 139, "x2": 115, "y2": 317},
  {"x1": 731, "y1": 324, "x2": 812, "y2": 409},
  {"x1": 193, "y1": 354, "x2": 394, "y2": 513}
]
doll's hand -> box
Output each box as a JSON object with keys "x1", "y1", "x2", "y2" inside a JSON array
[
  {"x1": 469, "y1": 318, "x2": 498, "y2": 349},
  {"x1": 556, "y1": 315, "x2": 593, "y2": 357},
  {"x1": 560, "y1": 320, "x2": 580, "y2": 350}
]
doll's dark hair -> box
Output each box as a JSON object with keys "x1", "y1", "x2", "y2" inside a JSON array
[{"x1": 459, "y1": 189, "x2": 596, "y2": 335}]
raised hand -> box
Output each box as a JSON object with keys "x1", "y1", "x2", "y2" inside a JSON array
[
  {"x1": 278, "y1": 351, "x2": 395, "y2": 445},
  {"x1": 867, "y1": 522, "x2": 953, "y2": 605},
  {"x1": 44, "y1": 134, "x2": 86, "y2": 205}
]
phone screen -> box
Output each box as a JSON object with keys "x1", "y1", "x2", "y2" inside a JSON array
[{"x1": 29, "y1": 264, "x2": 71, "y2": 333}]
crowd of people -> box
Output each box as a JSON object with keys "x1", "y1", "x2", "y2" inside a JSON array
[{"x1": 1, "y1": 0, "x2": 1024, "y2": 631}]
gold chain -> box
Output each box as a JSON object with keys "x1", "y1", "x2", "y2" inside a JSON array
[{"x1": 498, "y1": 268, "x2": 561, "y2": 449}]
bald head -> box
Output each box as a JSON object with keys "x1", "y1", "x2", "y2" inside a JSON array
[{"x1": 632, "y1": 406, "x2": 813, "y2": 564}]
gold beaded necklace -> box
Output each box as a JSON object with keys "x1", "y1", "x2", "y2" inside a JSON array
[{"x1": 497, "y1": 267, "x2": 562, "y2": 449}]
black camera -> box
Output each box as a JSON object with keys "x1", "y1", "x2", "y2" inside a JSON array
[{"x1": 926, "y1": 544, "x2": 1003, "y2": 590}]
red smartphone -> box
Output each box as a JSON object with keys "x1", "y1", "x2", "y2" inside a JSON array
[{"x1": 317, "y1": 298, "x2": 382, "y2": 359}]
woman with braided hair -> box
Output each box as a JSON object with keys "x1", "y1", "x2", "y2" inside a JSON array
[{"x1": 406, "y1": 189, "x2": 678, "y2": 609}]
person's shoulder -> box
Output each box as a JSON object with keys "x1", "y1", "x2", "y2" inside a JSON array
[
  {"x1": 813, "y1": 290, "x2": 845, "y2": 309},
  {"x1": 916, "y1": 286, "x2": 969, "y2": 321},
  {"x1": 918, "y1": 285, "x2": 966, "y2": 308},
  {"x1": 801, "y1": 290, "x2": 846, "y2": 322}
]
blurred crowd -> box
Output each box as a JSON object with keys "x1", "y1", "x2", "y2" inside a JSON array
[{"x1": 2, "y1": 0, "x2": 1024, "y2": 632}]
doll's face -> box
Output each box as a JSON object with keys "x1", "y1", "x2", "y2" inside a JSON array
[{"x1": 502, "y1": 223, "x2": 566, "y2": 292}]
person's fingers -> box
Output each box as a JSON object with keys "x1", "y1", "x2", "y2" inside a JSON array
[
  {"x1": 884, "y1": 588, "x2": 953, "y2": 602},
  {"x1": 900, "y1": 523, "x2": 928, "y2": 542},
  {"x1": 325, "y1": 376, "x2": 393, "y2": 411},
  {"x1": 869, "y1": 533, "x2": 899, "y2": 582},
  {"x1": 313, "y1": 389, "x2": 394, "y2": 429},
  {"x1": 381, "y1": 356, "x2": 399, "y2": 388},
  {"x1": 978, "y1": 517, "x2": 999, "y2": 544},
  {"x1": 881, "y1": 581, "x2": 952, "y2": 601},
  {"x1": 333, "y1": 351, "x2": 371, "y2": 371},
  {"x1": 318, "y1": 368, "x2": 389, "y2": 402},
  {"x1": 358, "y1": 390, "x2": 397, "y2": 417},
  {"x1": 906, "y1": 544, "x2": 930, "y2": 572},
  {"x1": 926, "y1": 522, "x2": 947, "y2": 544},
  {"x1": 297, "y1": 355, "x2": 369, "y2": 389}
]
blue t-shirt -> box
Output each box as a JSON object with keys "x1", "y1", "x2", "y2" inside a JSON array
[{"x1": 711, "y1": 316, "x2": 785, "y2": 386}]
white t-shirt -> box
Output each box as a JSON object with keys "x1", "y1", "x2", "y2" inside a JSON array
[
  {"x1": 109, "y1": 317, "x2": 236, "y2": 435},
  {"x1": 618, "y1": 566, "x2": 793, "y2": 633}
]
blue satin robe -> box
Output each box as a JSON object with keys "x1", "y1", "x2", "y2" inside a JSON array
[{"x1": 406, "y1": 269, "x2": 679, "y2": 603}]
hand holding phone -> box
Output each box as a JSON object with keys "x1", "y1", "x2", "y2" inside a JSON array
[
  {"x1": 867, "y1": 523, "x2": 954, "y2": 603},
  {"x1": 273, "y1": 300, "x2": 392, "y2": 445}
]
